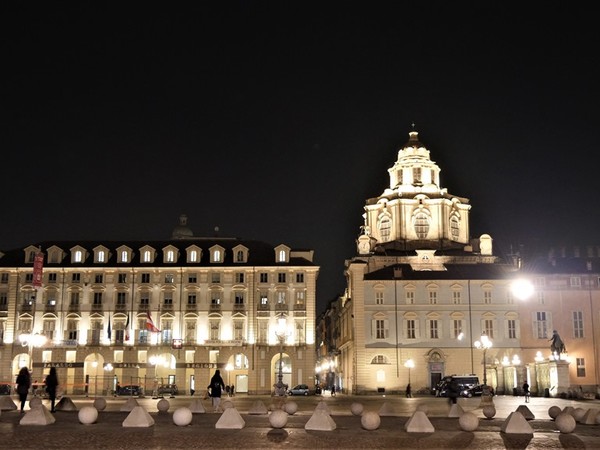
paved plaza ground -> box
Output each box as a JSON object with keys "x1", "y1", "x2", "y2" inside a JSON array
[{"x1": 2, "y1": 393, "x2": 600, "y2": 449}]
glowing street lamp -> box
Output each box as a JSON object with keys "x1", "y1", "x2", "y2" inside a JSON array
[
  {"x1": 404, "y1": 359, "x2": 415, "y2": 384},
  {"x1": 511, "y1": 278, "x2": 534, "y2": 301},
  {"x1": 474, "y1": 332, "x2": 492, "y2": 389},
  {"x1": 18, "y1": 332, "x2": 47, "y2": 370},
  {"x1": 273, "y1": 314, "x2": 290, "y2": 396}
]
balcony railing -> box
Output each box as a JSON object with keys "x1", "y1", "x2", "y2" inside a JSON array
[
  {"x1": 91, "y1": 303, "x2": 103, "y2": 312},
  {"x1": 275, "y1": 303, "x2": 288, "y2": 312},
  {"x1": 19, "y1": 303, "x2": 33, "y2": 313},
  {"x1": 186, "y1": 303, "x2": 197, "y2": 311},
  {"x1": 233, "y1": 304, "x2": 245, "y2": 313},
  {"x1": 162, "y1": 303, "x2": 173, "y2": 312},
  {"x1": 138, "y1": 303, "x2": 149, "y2": 312},
  {"x1": 44, "y1": 304, "x2": 56, "y2": 313},
  {"x1": 115, "y1": 303, "x2": 127, "y2": 311},
  {"x1": 68, "y1": 304, "x2": 80, "y2": 313},
  {"x1": 209, "y1": 304, "x2": 221, "y2": 313}
]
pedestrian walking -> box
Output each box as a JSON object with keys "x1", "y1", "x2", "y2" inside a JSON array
[
  {"x1": 523, "y1": 382, "x2": 530, "y2": 403},
  {"x1": 16, "y1": 367, "x2": 31, "y2": 413},
  {"x1": 448, "y1": 379, "x2": 459, "y2": 405},
  {"x1": 45, "y1": 367, "x2": 60, "y2": 412},
  {"x1": 331, "y1": 384, "x2": 336, "y2": 396},
  {"x1": 406, "y1": 383, "x2": 412, "y2": 398},
  {"x1": 208, "y1": 369, "x2": 225, "y2": 412}
]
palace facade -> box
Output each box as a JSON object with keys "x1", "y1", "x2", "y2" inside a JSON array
[{"x1": 0, "y1": 217, "x2": 318, "y2": 396}]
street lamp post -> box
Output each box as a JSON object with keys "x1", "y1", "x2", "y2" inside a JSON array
[
  {"x1": 404, "y1": 359, "x2": 414, "y2": 384},
  {"x1": 225, "y1": 363, "x2": 233, "y2": 396},
  {"x1": 273, "y1": 314, "x2": 289, "y2": 396},
  {"x1": 474, "y1": 332, "x2": 493, "y2": 396}
]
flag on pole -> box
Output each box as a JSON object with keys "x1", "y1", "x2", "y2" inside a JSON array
[
  {"x1": 146, "y1": 311, "x2": 160, "y2": 333},
  {"x1": 107, "y1": 314, "x2": 112, "y2": 340},
  {"x1": 125, "y1": 313, "x2": 130, "y2": 341}
]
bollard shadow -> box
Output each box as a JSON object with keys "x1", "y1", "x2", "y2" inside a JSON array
[
  {"x1": 559, "y1": 434, "x2": 586, "y2": 449},
  {"x1": 500, "y1": 433, "x2": 533, "y2": 450},
  {"x1": 267, "y1": 429, "x2": 289, "y2": 443}
]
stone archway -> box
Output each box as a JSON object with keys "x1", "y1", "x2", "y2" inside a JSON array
[{"x1": 426, "y1": 348, "x2": 446, "y2": 391}]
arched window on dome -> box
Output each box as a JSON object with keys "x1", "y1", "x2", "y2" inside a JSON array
[
  {"x1": 413, "y1": 212, "x2": 430, "y2": 239},
  {"x1": 378, "y1": 215, "x2": 391, "y2": 242},
  {"x1": 450, "y1": 214, "x2": 460, "y2": 240}
]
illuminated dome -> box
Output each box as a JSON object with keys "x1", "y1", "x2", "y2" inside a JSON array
[{"x1": 171, "y1": 214, "x2": 194, "y2": 239}]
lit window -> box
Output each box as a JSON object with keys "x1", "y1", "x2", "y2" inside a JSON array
[
  {"x1": 414, "y1": 212, "x2": 430, "y2": 239},
  {"x1": 429, "y1": 291, "x2": 437, "y2": 305},
  {"x1": 573, "y1": 311, "x2": 584, "y2": 338},
  {"x1": 452, "y1": 291, "x2": 461, "y2": 304},
  {"x1": 379, "y1": 216, "x2": 391, "y2": 241},
  {"x1": 577, "y1": 358, "x2": 586, "y2": 377},
  {"x1": 484, "y1": 291, "x2": 492, "y2": 304},
  {"x1": 508, "y1": 319, "x2": 517, "y2": 339},
  {"x1": 406, "y1": 320, "x2": 416, "y2": 339},
  {"x1": 534, "y1": 311, "x2": 549, "y2": 339},
  {"x1": 429, "y1": 320, "x2": 439, "y2": 339},
  {"x1": 450, "y1": 215, "x2": 460, "y2": 240}
]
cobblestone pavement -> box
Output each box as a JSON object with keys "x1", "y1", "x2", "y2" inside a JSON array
[{"x1": 2, "y1": 394, "x2": 600, "y2": 449}]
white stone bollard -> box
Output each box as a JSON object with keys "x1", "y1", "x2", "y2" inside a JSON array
[
  {"x1": 361, "y1": 411, "x2": 381, "y2": 430},
  {"x1": 173, "y1": 407, "x2": 193, "y2": 426},
  {"x1": 78, "y1": 406, "x2": 99, "y2": 424}
]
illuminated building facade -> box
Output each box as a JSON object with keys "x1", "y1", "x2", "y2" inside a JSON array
[
  {"x1": 328, "y1": 130, "x2": 599, "y2": 397},
  {"x1": 0, "y1": 216, "x2": 318, "y2": 396}
]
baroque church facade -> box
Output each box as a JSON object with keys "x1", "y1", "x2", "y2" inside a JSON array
[
  {"x1": 322, "y1": 131, "x2": 600, "y2": 397},
  {"x1": 0, "y1": 216, "x2": 318, "y2": 396}
]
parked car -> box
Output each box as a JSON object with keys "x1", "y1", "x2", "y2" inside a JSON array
[
  {"x1": 158, "y1": 384, "x2": 178, "y2": 396},
  {"x1": 117, "y1": 384, "x2": 143, "y2": 396},
  {"x1": 287, "y1": 384, "x2": 311, "y2": 396},
  {"x1": 460, "y1": 384, "x2": 484, "y2": 397},
  {"x1": 0, "y1": 383, "x2": 11, "y2": 395},
  {"x1": 435, "y1": 375, "x2": 481, "y2": 398}
]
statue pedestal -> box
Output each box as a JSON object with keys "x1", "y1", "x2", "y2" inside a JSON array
[{"x1": 533, "y1": 358, "x2": 570, "y2": 397}]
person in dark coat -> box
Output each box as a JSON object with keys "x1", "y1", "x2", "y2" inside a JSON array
[
  {"x1": 44, "y1": 367, "x2": 59, "y2": 412},
  {"x1": 523, "y1": 382, "x2": 530, "y2": 402},
  {"x1": 207, "y1": 369, "x2": 225, "y2": 412},
  {"x1": 16, "y1": 367, "x2": 31, "y2": 413},
  {"x1": 448, "y1": 379, "x2": 459, "y2": 404}
]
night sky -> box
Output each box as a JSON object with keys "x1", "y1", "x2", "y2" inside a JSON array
[{"x1": 3, "y1": 3, "x2": 599, "y2": 314}]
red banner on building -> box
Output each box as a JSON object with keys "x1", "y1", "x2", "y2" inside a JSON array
[{"x1": 33, "y1": 252, "x2": 44, "y2": 288}]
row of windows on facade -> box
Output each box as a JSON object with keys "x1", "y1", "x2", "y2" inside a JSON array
[
  {"x1": 1, "y1": 271, "x2": 306, "y2": 285},
  {"x1": 375, "y1": 285, "x2": 594, "y2": 306},
  {"x1": 11, "y1": 289, "x2": 306, "y2": 307},
  {"x1": 12, "y1": 318, "x2": 307, "y2": 345},
  {"x1": 24, "y1": 246, "x2": 292, "y2": 265},
  {"x1": 371, "y1": 312, "x2": 585, "y2": 341}
]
